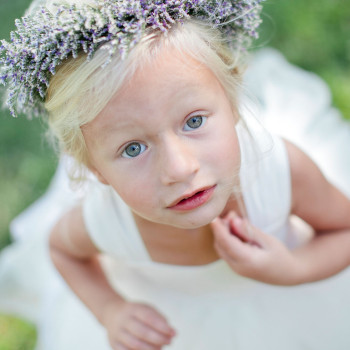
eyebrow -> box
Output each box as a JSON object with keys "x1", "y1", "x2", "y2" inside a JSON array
[
  {"x1": 91, "y1": 118, "x2": 135, "y2": 146},
  {"x1": 90, "y1": 76, "x2": 218, "y2": 146}
]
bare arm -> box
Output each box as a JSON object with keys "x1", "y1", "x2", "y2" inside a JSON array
[
  {"x1": 285, "y1": 139, "x2": 350, "y2": 283},
  {"x1": 49, "y1": 206, "x2": 124, "y2": 324},
  {"x1": 49, "y1": 206, "x2": 175, "y2": 349},
  {"x1": 211, "y1": 140, "x2": 350, "y2": 285}
]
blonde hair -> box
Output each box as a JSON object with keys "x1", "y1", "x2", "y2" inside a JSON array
[{"x1": 45, "y1": 20, "x2": 245, "y2": 181}]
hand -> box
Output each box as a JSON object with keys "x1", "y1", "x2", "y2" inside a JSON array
[
  {"x1": 211, "y1": 211, "x2": 302, "y2": 285},
  {"x1": 102, "y1": 300, "x2": 176, "y2": 350}
]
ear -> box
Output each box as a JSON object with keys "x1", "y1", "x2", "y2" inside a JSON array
[{"x1": 88, "y1": 166, "x2": 109, "y2": 185}]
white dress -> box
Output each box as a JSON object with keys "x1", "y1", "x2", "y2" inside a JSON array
[{"x1": 1, "y1": 48, "x2": 350, "y2": 350}]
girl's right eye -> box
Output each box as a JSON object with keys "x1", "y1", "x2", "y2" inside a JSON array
[
  {"x1": 121, "y1": 142, "x2": 146, "y2": 158},
  {"x1": 183, "y1": 115, "x2": 207, "y2": 131}
]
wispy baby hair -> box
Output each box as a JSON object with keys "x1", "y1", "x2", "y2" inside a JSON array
[{"x1": 0, "y1": 0, "x2": 264, "y2": 118}]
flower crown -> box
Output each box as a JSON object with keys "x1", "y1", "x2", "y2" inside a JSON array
[{"x1": 0, "y1": 0, "x2": 264, "y2": 117}]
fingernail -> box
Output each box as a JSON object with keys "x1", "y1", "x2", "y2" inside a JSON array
[
  {"x1": 212, "y1": 217, "x2": 228, "y2": 227},
  {"x1": 228, "y1": 210, "x2": 237, "y2": 218},
  {"x1": 211, "y1": 217, "x2": 219, "y2": 224},
  {"x1": 233, "y1": 215, "x2": 242, "y2": 226}
]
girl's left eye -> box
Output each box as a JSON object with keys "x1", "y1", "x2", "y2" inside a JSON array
[
  {"x1": 121, "y1": 142, "x2": 147, "y2": 158},
  {"x1": 184, "y1": 116, "x2": 207, "y2": 131}
]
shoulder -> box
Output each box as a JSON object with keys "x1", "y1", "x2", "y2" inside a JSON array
[
  {"x1": 283, "y1": 139, "x2": 324, "y2": 201},
  {"x1": 283, "y1": 139, "x2": 350, "y2": 231},
  {"x1": 50, "y1": 205, "x2": 99, "y2": 258}
]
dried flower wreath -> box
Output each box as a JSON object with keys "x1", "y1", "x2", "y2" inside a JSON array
[{"x1": 0, "y1": 0, "x2": 264, "y2": 117}]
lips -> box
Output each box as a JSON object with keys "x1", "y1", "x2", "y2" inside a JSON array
[{"x1": 168, "y1": 185, "x2": 216, "y2": 211}]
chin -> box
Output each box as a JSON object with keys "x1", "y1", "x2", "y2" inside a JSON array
[
  {"x1": 172, "y1": 220, "x2": 210, "y2": 230},
  {"x1": 169, "y1": 208, "x2": 222, "y2": 229}
]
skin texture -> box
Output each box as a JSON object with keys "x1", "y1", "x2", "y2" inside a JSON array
[
  {"x1": 82, "y1": 50, "x2": 241, "y2": 230},
  {"x1": 50, "y1": 47, "x2": 350, "y2": 349},
  {"x1": 212, "y1": 140, "x2": 350, "y2": 285}
]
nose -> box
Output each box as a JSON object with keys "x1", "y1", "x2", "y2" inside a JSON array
[{"x1": 158, "y1": 134, "x2": 200, "y2": 185}]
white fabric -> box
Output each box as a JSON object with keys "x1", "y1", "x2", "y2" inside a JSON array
[
  {"x1": 83, "y1": 129, "x2": 291, "y2": 257},
  {"x1": 238, "y1": 124, "x2": 292, "y2": 242},
  {"x1": 83, "y1": 183, "x2": 151, "y2": 262},
  {"x1": 244, "y1": 49, "x2": 350, "y2": 198},
  {"x1": 1, "y1": 48, "x2": 350, "y2": 349}
]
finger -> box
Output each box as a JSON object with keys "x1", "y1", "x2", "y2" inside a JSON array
[
  {"x1": 229, "y1": 212, "x2": 280, "y2": 249},
  {"x1": 218, "y1": 211, "x2": 262, "y2": 248},
  {"x1": 213, "y1": 233, "x2": 249, "y2": 262},
  {"x1": 211, "y1": 217, "x2": 252, "y2": 261},
  {"x1": 226, "y1": 212, "x2": 256, "y2": 244},
  {"x1": 119, "y1": 330, "x2": 162, "y2": 350},
  {"x1": 127, "y1": 318, "x2": 172, "y2": 346},
  {"x1": 134, "y1": 305, "x2": 176, "y2": 337},
  {"x1": 214, "y1": 240, "x2": 234, "y2": 261},
  {"x1": 113, "y1": 342, "x2": 128, "y2": 350}
]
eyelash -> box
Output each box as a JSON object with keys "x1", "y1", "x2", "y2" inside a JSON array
[
  {"x1": 121, "y1": 142, "x2": 147, "y2": 158},
  {"x1": 183, "y1": 115, "x2": 207, "y2": 131},
  {"x1": 120, "y1": 114, "x2": 208, "y2": 158}
]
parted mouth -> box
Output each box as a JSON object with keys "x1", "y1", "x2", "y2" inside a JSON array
[{"x1": 167, "y1": 185, "x2": 216, "y2": 209}]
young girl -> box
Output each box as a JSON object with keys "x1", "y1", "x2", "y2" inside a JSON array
[{"x1": 1, "y1": 0, "x2": 350, "y2": 349}]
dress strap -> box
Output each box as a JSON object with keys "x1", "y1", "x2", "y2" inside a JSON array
[
  {"x1": 83, "y1": 123, "x2": 292, "y2": 259},
  {"x1": 83, "y1": 183, "x2": 151, "y2": 262},
  {"x1": 237, "y1": 120, "x2": 292, "y2": 241}
]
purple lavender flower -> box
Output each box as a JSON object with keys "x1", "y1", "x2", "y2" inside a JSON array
[{"x1": 0, "y1": 0, "x2": 264, "y2": 118}]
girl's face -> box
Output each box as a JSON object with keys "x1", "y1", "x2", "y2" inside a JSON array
[{"x1": 82, "y1": 48, "x2": 241, "y2": 229}]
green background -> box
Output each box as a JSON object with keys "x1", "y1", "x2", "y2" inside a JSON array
[{"x1": 0, "y1": 0, "x2": 349, "y2": 348}]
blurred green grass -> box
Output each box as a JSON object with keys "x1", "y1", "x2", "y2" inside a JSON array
[
  {"x1": 257, "y1": 0, "x2": 350, "y2": 118},
  {"x1": 0, "y1": 0, "x2": 57, "y2": 250},
  {"x1": 0, "y1": 1, "x2": 56, "y2": 348},
  {"x1": 0, "y1": 0, "x2": 349, "y2": 349},
  {"x1": 0, "y1": 314, "x2": 37, "y2": 350}
]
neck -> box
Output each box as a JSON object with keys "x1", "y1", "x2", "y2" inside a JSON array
[
  {"x1": 221, "y1": 192, "x2": 246, "y2": 218},
  {"x1": 132, "y1": 213, "x2": 219, "y2": 266}
]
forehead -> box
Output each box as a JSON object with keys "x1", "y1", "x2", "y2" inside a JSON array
[
  {"x1": 120, "y1": 48, "x2": 220, "y2": 101},
  {"x1": 83, "y1": 48, "x2": 226, "y2": 138}
]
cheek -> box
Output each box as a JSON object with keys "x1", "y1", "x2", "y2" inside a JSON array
[
  {"x1": 113, "y1": 174, "x2": 157, "y2": 210},
  {"x1": 96, "y1": 157, "x2": 160, "y2": 210},
  {"x1": 208, "y1": 126, "x2": 240, "y2": 171}
]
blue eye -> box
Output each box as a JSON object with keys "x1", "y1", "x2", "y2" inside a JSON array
[
  {"x1": 184, "y1": 116, "x2": 207, "y2": 131},
  {"x1": 122, "y1": 142, "x2": 146, "y2": 158}
]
